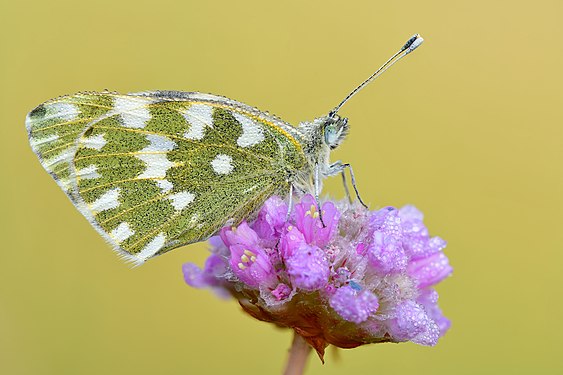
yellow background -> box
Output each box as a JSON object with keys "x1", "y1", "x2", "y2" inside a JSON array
[{"x1": 1, "y1": 0, "x2": 562, "y2": 374}]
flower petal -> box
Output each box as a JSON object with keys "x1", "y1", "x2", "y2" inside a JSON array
[
  {"x1": 253, "y1": 196, "x2": 288, "y2": 244},
  {"x1": 368, "y1": 231, "x2": 409, "y2": 274},
  {"x1": 229, "y1": 244, "x2": 275, "y2": 288},
  {"x1": 294, "y1": 195, "x2": 340, "y2": 247},
  {"x1": 388, "y1": 300, "x2": 440, "y2": 346},
  {"x1": 408, "y1": 252, "x2": 453, "y2": 288},
  {"x1": 220, "y1": 221, "x2": 259, "y2": 248},
  {"x1": 286, "y1": 243, "x2": 329, "y2": 291},
  {"x1": 329, "y1": 285, "x2": 379, "y2": 324}
]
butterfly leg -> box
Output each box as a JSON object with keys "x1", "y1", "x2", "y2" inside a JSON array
[
  {"x1": 328, "y1": 161, "x2": 368, "y2": 208},
  {"x1": 340, "y1": 167, "x2": 353, "y2": 203},
  {"x1": 314, "y1": 163, "x2": 327, "y2": 227},
  {"x1": 286, "y1": 184, "x2": 294, "y2": 221},
  {"x1": 345, "y1": 163, "x2": 368, "y2": 208}
]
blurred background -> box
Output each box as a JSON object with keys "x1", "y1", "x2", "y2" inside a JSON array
[{"x1": 1, "y1": 0, "x2": 562, "y2": 374}]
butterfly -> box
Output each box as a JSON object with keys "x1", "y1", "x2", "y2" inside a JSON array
[{"x1": 26, "y1": 34, "x2": 423, "y2": 265}]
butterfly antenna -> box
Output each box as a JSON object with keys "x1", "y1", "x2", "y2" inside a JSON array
[{"x1": 329, "y1": 34, "x2": 424, "y2": 118}]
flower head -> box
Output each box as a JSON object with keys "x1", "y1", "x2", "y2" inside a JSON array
[{"x1": 183, "y1": 195, "x2": 452, "y2": 359}]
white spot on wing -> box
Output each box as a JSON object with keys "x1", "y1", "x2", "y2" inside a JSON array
[
  {"x1": 136, "y1": 134, "x2": 177, "y2": 179},
  {"x1": 43, "y1": 148, "x2": 74, "y2": 170},
  {"x1": 114, "y1": 97, "x2": 152, "y2": 129},
  {"x1": 137, "y1": 232, "x2": 166, "y2": 260},
  {"x1": 82, "y1": 134, "x2": 107, "y2": 150},
  {"x1": 211, "y1": 154, "x2": 233, "y2": 175},
  {"x1": 142, "y1": 134, "x2": 176, "y2": 152},
  {"x1": 90, "y1": 188, "x2": 121, "y2": 213},
  {"x1": 183, "y1": 104, "x2": 213, "y2": 140},
  {"x1": 168, "y1": 191, "x2": 195, "y2": 210},
  {"x1": 26, "y1": 103, "x2": 80, "y2": 132},
  {"x1": 110, "y1": 222, "x2": 135, "y2": 243},
  {"x1": 49, "y1": 102, "x2": 80, "y2": 121},
  {"x1": 233, "y1": 112, "x2": 264, "y2": 147},
  {"x1": 137, "y1": 155, "x2": 175, "y2": 179},
  {"x1": 76, "y1": 164, "x2": 101, "y2": 180},
  {"x1": 29, "y1": 134, "x2": 59, "y2": 148},
  {"x1": 156, "y1": 179, "x2": 174, "y2": 193}
]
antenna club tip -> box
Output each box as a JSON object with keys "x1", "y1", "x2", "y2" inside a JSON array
[
  {"x1": 330, "y1": 34, "x2": 424, "y2": 115},
  {"x1": 404, "y1": 34, "x2": 424, "y2": 54}
]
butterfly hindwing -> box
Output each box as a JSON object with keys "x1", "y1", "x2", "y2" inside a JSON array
[{"x1": 27, "y1": 91, "x2": 306, "y2": 264}]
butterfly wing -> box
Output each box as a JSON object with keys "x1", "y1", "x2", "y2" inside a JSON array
[{"x1": 27, "y1": 91, "x2": 306, "y2": 264}]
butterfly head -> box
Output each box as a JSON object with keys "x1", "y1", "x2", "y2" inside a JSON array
[{"x1": 323, "y1": 112, "x2": 349, "y2": 150}]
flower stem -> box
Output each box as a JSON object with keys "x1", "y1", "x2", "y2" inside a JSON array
[{"x1": 283, "y1": 332, "x2": 312, "y2": 375}]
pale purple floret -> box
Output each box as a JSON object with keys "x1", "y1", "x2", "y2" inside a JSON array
[
  {"x1": 368, "y1": 231, "x2": 409, "y2": 274},
  {"x1": 182, "y1": 254, "x2": 230, "y2": 298},
  {"x1": 182, "y1": 194, "x2": 452, "y2": 349},
  {"x1": 399, "y1": 205, "x2": 446, "y2": 260},
  {"x1": 370, "y1": 206, "x2": 402, "y2": 237},
  {"x1": 220, "y1": 222, "x2": 277, "y2": 288},
  {"x1": 229, "y1": 243, "x2": 276, "y2": 288},
  {"x1": 271, "y1": 283, "x2": 292, "y2": 301},
  {"x1": 388, "y1": 301, "x2": 440, "y2": 346},
  {"x1": 220, "y1": 221, "x2": 259, "y2": 248},
  {"x1": 408, "y1": 252, "x2": 452, "y2": 288},
  {"x1": 293, "y1": 195, "x2": 340, "y2": 247},
  {"x1": 253, "y1": 196, "x2": 288, "y2": 246},
  {"x1": 367, "y1": 207, "x2": 409, "y2": 273},
  {"x1": 286, "y1": 243, "x2": 330, "y2": 291},
  {"x1": 417, "y1": 289, "x2": 451, "y2": 336},
  {"x1": 279, "y1": 224, "x2": 306, "y2": 259},
  {"x1": 329, "y1": 285, "x2": 380, "y2": 324},
  {"x1": 183, "y1": 254, "x2": 225, "y2": 288}
]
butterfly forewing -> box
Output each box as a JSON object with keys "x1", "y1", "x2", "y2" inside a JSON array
[
  {"x1": 26, "y1": 93, "x2": 115, "y2": 192},
  {"x1": 27, "y1": 92, "x2": 306, "y2": 264}
]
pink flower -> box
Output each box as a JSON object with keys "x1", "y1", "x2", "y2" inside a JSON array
[
  {"x1": 229, "y1": 243, "x2": 276, "y2": 288},
  {"x1": 253, "y1": 196, "x2": 288, "y2": 246},
  {"x1": 293, "y1": 195, "x2": 340, "y2": 247},
  {"x1": 220, "y1": 221, "x2": 259, "y2": 248},
  {"x1": 183, "y1": 195, "x2": 452, "y2": 358}
]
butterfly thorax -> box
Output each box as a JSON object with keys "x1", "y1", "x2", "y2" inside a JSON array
[{"x1": 292, "y1": 115, "x2": 349, "y2": 194}]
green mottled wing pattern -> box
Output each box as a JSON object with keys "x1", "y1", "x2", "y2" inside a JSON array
[{"x1": 26, "y1": 91, "x2": 305, "y2": 264}]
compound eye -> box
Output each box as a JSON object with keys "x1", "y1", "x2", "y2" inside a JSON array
[{"x1": 324, "y1": 124, "x2": 337, "y2": 145}]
